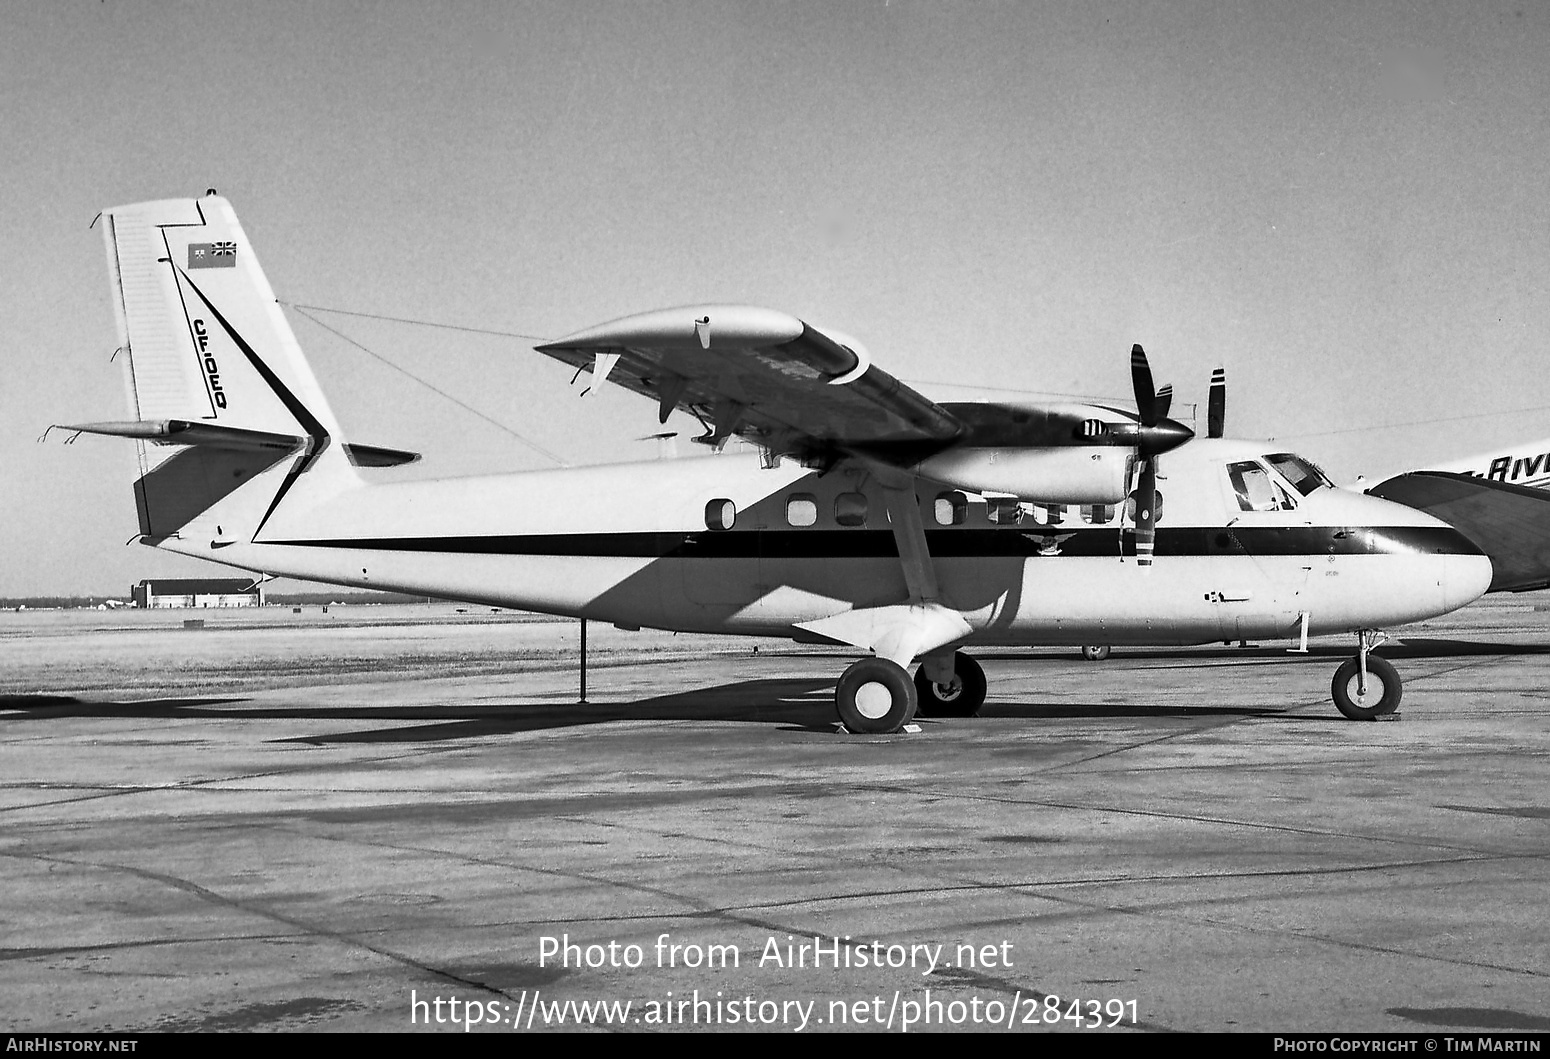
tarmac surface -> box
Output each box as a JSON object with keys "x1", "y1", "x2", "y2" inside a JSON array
[{"x1": 1, "y1": 599, "x2": 1547, "y2": 1034}]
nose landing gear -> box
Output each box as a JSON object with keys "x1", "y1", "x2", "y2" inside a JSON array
[{"x1": 1331, "y1": 629, "x2": 1401, "y2": 720}]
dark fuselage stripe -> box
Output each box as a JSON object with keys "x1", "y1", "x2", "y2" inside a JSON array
[{"x1": 268, "y1": 526, "x2": 1483, "y2": 559}]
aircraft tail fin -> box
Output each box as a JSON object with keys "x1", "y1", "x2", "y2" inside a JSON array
[{"x1": 98, "y1": 195, "x2": 360, "y2": 542}]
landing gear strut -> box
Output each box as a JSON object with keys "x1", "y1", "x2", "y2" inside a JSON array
[
  {"x1": 836, "y1": 657, "x2": 918, "y2": 734},
  {"x1": 1331, "y1": 629, "x2": 1401, "y2": 720},
  {"x1": 914, "y1": 651, "x2": 987, "y2": 718}
]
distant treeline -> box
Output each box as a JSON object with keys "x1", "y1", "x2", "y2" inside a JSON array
[
  {"x1": 0, "y1": 590, "x2": 435, "y2": 609},
  {"x1": 266, "y1": 591, "x2": 434, "y2": 605},
  {"x1": 0, "y1": 596, "x2": 121, "y2": 610}
]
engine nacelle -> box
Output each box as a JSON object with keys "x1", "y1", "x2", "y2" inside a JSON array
[{"x1": 913, "y1": 446, "x2": 1135, "y2": 504}]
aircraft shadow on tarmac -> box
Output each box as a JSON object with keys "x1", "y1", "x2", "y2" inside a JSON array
[
  {"x1": 0, "y1": 683, "x2": 842, "y2": 742},
  {"x1": 0, "y1": 635, "x2": 1542, "y2": 743},
  {"x1": 0, "y1": 694, "x2": 246, "y2": 715},
  {"x1": 0, "y1": 685, "x2": 1355, "y2": 742},
  {"x1": 988, "y1": 637, "x2": 1550, "y2": 662}
]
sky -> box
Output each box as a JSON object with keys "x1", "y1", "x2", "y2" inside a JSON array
[{"x1": 3, "y1": 1, "x2": 1548, "y2": 596}]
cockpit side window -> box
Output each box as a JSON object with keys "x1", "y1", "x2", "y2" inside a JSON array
[
  {"x1": 1265, "y1": 452, "x2": 1333, "y2": 496},
  {"x1": 1227, "y1": 461, "x2": 1295, "y2": 512}
]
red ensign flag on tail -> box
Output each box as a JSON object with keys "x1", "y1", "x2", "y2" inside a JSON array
[{"x1": 187, "y1": 241, "x2": 237, "y2": 268}]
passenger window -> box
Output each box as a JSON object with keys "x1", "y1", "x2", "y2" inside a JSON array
[
  {"x1": 834, "y1": 492, "x2": 868, "y2": 527},
  {"x1": 986, "y1": 497, "x2": 1023, "y2": 525},
  {"x1": 786, "y1": 493, "x2": 818, "y2": 527},
  {"x1": 1227, "y1": 461, "x2": 1294, "y2": 512},
  {"x1": 934, "y1": 491, "x2": 967, "y2": 526},
  {"x1": 704, "y1": 498, "x2": 736, "y2": 531}
]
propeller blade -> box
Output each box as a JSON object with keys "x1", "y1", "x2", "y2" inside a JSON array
[
  {"x1": 1130, "y1": 344, "x2": 1157, "y2": 427},
  {"x1": 1134, "y1": 458, "x2": 1157, "y2": 569},
  {"x1": 1155, "y1": 383, "x2": 1173, "y2": 421},
  {"x1": 1208, "y1": 367, "x2": 1226, "y2": 438}
]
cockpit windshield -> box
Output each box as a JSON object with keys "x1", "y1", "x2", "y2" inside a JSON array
[
  {"x1": 1265, "y1": 453, "x2": 1334, "y2": 496},
  {"x1": 1228, "y1": 461, "x2": 1295, "y2": 511}
]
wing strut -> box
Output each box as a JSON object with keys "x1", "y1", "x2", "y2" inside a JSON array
[
  {"x1": 793, "y1": 468, "x2": 970, "y2": 667},
  {"x1": 879, "y1": 471, "x2": 940, "y2": 605}
]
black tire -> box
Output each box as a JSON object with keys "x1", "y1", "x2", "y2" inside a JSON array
[
  {"x1": 914, "y1": 652, "x2": 988, "y2": 718},
  {"x1": 836, "y1": 657, "x2": 918, "y2": 734},
  {"x1": 1081, "y1": 644, "x2": 1112, "y2": 661},
  {"x1": 1331, "y1": 655, "x2": 1402, "y2": 720}
]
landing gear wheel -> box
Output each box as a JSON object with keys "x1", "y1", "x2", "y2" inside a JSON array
[
  {"x1": 836, "y1": 658, "x2": 918, "y2": 734},
  {"x1": 1081, "y1": 644, "x2": 1112, "y2": 661},
  {"x1": 914, "y1": 652, "x2": 987, "y2": 718},
  {"x1": 1331, "y1": 655, "x2": 1402, "y2": 720}
]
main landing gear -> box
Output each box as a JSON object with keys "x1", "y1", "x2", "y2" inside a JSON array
[
  {"x1": 1331, "y1": 629, "x2": 1402, "y2": 720},
  {"x1": 835, "y1": 657, "x2": 917, "y2": 734},
  {"x1": 914, "y1": 651, "x2": 987, "y2": 718},
  {"x1": 835, "y1": 651, "x2": 988, "y2": 734}
]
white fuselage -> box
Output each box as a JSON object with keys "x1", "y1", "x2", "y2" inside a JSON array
[{"x1": 161, "y1": 438, "x2": 1492, "y2": 648}]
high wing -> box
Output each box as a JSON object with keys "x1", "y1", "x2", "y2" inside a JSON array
[
  {"x1": 535, "y1": 304, "x2": 962, "y2": 462},
  {"x1": 1367, "y1": 471, "x2": 1550, "y2": 592}
]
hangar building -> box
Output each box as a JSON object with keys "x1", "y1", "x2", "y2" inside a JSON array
[{"x1": 131, "y1": 578, "x2": 265, "y2": 609}]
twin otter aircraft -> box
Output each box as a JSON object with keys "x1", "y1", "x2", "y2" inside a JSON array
[{"x1": 67, "y1": 196, "x2": 1492, "y2": 733}]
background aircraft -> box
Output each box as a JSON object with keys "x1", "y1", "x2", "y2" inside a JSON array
[
  {"x1": 64, "y1": 196, "x2": 1492, "y2": 733},
  {"x1": 1367, "y1": 436, "x2": 1550, "y2": 593}
]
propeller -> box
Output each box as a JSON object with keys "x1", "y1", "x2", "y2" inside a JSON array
[
  {"x1": 1128, "y1": 344, "x2": 1194, "y2": 568},
  {"x1": 1207, "y1": 367, "x2": 1226, "y2": 438}
]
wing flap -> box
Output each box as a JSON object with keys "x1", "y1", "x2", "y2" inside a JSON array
[{"x1": 1368, "y1": 471, "x2": 1550, "y2": 591}]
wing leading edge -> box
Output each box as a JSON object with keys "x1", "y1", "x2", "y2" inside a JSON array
[
  {"x1": 1367, "y1": 470, "x2": 1550, "y2": 592},
  {"x1": 535, "y1": 305, "x2": 962, "y2": 463}
]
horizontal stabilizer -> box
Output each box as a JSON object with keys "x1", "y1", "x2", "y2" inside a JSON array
[
  {"x1": 1367, "y1": 471, "x2": 1550, "y2": 592},
  {"x1": 60, "y1": 421, "x2": 421, "y2": 467},
  {"x1": 343, "y1": 443, "x2": 422, "y2": 468},
  {"x1": 60, "y1": 419, "x2": 301, "y2": 451}
]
